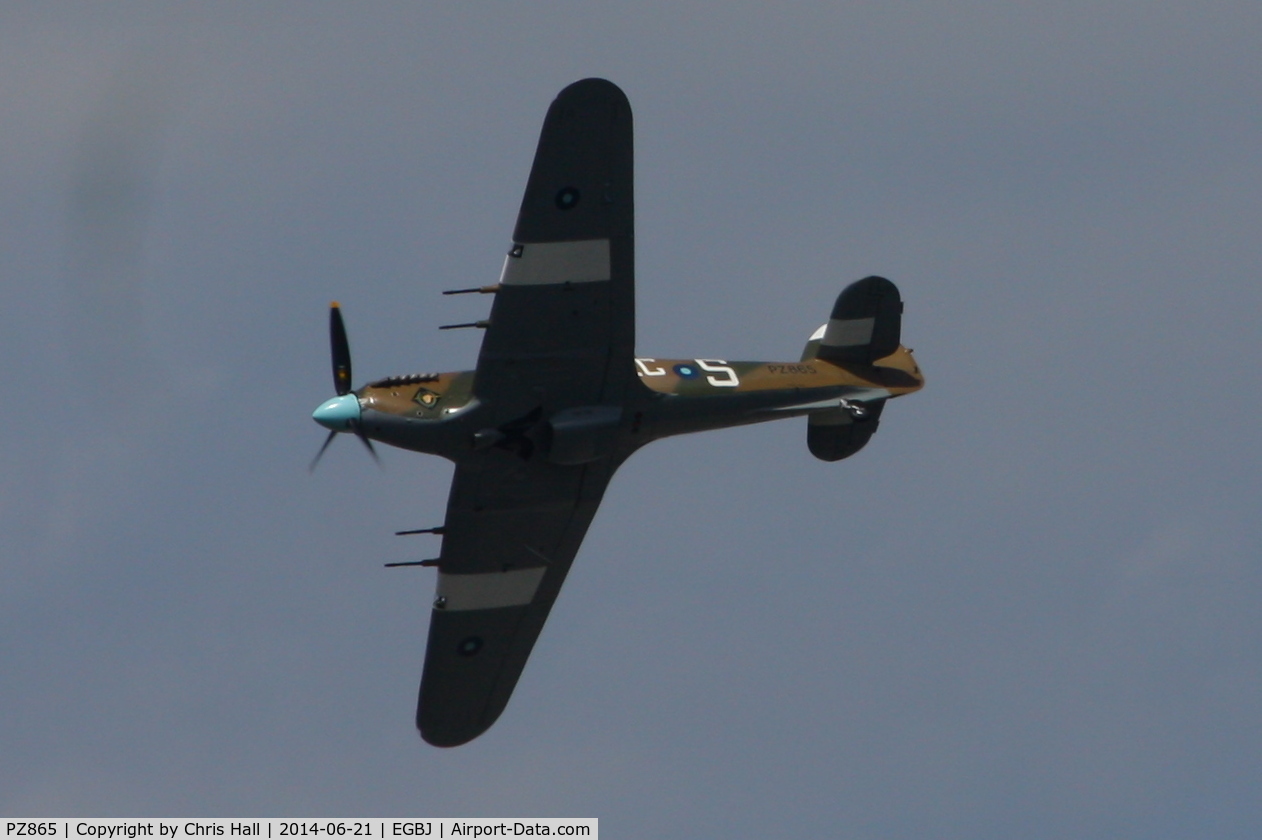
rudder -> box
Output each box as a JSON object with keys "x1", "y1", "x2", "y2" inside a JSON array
[{"x1": 812, "y1": 276, "x2": 902, "y2": 366}]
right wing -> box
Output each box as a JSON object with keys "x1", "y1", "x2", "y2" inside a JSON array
[{"x1": 416, "y1": 450, "x2": 616, "y2": 747}]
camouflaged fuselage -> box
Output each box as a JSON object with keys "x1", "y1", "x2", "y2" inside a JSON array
[
  {"x1": 354, "y1": 346, "x2": 923, "y2": 461},
  {"x1": 311, "y1": 78, "x2": 928, "y2": 748}
]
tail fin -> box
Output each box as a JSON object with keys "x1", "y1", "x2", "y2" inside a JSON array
[{"x1": 806, "y1": 276, "x2": 903, "y2": 366}]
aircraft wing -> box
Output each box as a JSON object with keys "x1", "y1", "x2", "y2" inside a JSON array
[
  {"x1": 474, "y1": 77, "x2": 636, "y2": 411},
  {"x1": 417, "y1": 79, "x2": 634, "y2": 746},
  {"x1": 416, "y1": 453, "x2": 616, "y2": 746}
]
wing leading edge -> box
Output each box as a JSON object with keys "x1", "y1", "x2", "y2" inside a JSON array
[{"x1": 417, "y1": 79, "x2": 635, "y2": 746}]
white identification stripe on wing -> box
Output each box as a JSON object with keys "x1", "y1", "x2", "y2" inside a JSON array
[
  {"x1": 822, "y1": 317, "x2": 875, "y2": 347},
  {"x1": 436, "y1": 567, "x2": 547, "y2": 611},
  {"x1": 500, "y1": 239, "x2": 611, "y2": 286}
]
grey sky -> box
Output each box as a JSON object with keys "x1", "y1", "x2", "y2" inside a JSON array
[{"x1": 3, "y1": 4, "x2": 1261, "y2": 837}]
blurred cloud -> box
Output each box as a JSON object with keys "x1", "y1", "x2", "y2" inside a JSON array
[{"x1": 65, "y1": 45, "x2": 176, "y2": 401}]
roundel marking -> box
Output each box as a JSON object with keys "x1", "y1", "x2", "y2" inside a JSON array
[
  {"x1": 458, "y1": 636, "x2": 484, "y2": 657},
  {"x1": 554, "y1": 187, "x2": 580, "y2": 210},
  {"x1": 673, "y1": 363, "x2": 699, "y2": 378}
]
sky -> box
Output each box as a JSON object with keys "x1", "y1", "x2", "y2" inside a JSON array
[{"x1": 3, "y1": 3, "x2": 1261, "y2": 837}]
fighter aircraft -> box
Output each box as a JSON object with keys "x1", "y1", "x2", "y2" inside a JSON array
[{"x1": 310, "y1": 78, "x2": 924, "y2": 747}]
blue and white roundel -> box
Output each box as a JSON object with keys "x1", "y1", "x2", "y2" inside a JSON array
[{"x1": 673, "y1": 363, "x2": 699, "y2": 378}]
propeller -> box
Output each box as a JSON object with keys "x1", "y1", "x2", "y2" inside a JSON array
[
  {"x1": 330, "y1": 300, "x2": 352, "y2": 395},
  {"x1": 310, "y1": 302, "x2": 380, "y2": 471}
]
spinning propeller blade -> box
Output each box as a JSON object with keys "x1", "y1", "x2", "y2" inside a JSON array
[
  {"x1": 310, "y1": 302, "x2": 378, "y2": 469},
  {"x1": 330, "y1": 302, "x2": 352, "y2": 396},
  {"x1": 353, "y1": 424, "x2": 380, "y2": 464},
  {"x1": 309, "y1": 429, "x2": 338, "y2": 472}
]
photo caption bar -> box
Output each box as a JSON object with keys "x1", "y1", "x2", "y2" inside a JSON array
[{"x1": 3, "y1": 821, "x2": 596, "y2": 840}]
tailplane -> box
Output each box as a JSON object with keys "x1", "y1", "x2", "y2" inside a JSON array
[{"x1": 806, "y1": 399, "x2": 885, "y2": 462}]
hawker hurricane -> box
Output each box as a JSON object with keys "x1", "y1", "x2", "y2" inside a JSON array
[{"x1": 311, "y1": 78, "x2": 924, "y2": 746}]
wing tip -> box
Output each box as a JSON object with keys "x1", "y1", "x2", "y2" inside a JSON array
[
  {"x1": 555, "y1": 77, "x2": 628, "y2": 107},
  {"x1": 417, "y1": 718, "x2": 492, "y2": 748}
]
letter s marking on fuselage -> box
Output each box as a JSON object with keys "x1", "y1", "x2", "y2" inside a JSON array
[{"x1": 696, "y1": 359, "x2": 739, "y2": 387}]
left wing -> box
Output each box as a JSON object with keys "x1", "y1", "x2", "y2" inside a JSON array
[
  {"x1": 474, "y1": 77, "x2": 637, "y2": 414},
  {"x1": 416, "y1": 79, "x2": 635, "y2": 746}
]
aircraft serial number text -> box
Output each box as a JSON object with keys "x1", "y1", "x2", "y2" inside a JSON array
[{"x1": 766, "y1": 364, "x2": 817, "y2": 374}]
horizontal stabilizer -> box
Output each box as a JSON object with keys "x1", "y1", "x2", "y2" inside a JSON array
[
  {"x1": 813, "y1": 276, "x2": 902, "y2": 366},
  {"x1": 807, "y1": 398, "x2": 885, "y2": 462}
]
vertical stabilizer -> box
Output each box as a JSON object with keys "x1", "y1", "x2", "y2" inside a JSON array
[{"x1": 813, "y1": 276, "x2": 902, "y2": 365}]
